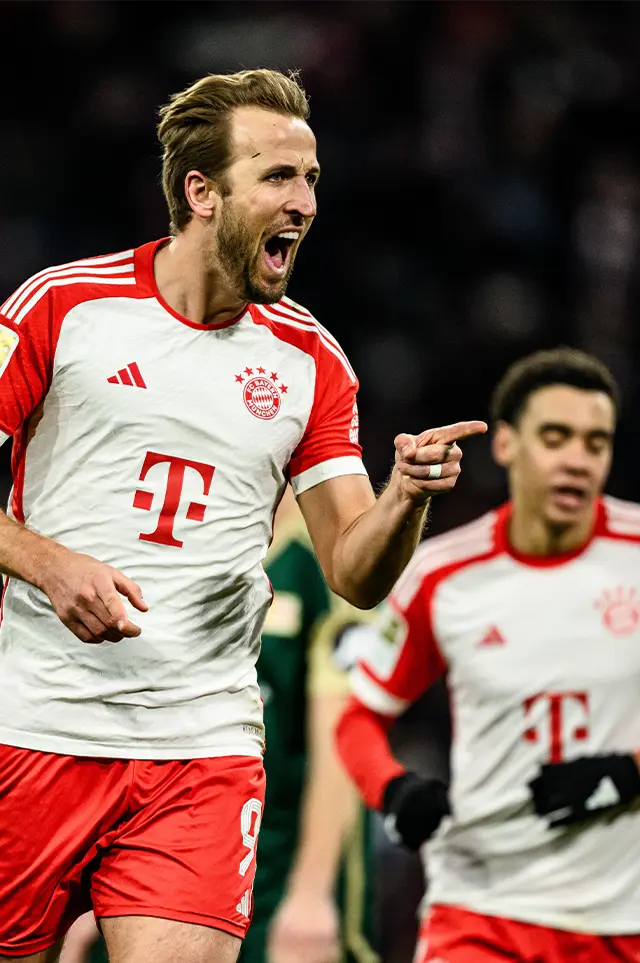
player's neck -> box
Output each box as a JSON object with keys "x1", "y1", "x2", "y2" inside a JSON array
[
  {"x1": 154, "y1": 231, "x2": 247, "y2": 326},
  {"x1": 508, "y1": 502, "x2": 597, "y2": 558}
]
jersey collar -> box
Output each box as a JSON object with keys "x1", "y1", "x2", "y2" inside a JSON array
[
  {"x1": 495, "y1": 498, "x2": 606, "y2": 568},
  {"x1": 134, "y1": 238, "x2": 248, "y2": 330}
]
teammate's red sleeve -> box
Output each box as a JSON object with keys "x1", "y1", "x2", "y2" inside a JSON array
[
  {"x1": 336, "y1": 696, "x2": 405, "y2": 809},
  {"x1": 0, "y1": 295, "x2": 60, "y2": 438},
  {"x1": 336, "y1": 580, "x2": 446, "y2": 809},
  {"x1": 349, "y1": 589, "x2": 446, "y2": 714},
  {"x1": 288, "y1": 343, "x2": 365, "y2": 495}
]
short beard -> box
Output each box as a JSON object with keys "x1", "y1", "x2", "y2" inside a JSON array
[{"x1": 217, "y1": 203, "x2": 294, "y2": 305}]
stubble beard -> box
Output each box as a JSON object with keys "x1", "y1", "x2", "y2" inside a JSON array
[{"x1": 217, "y1": 204, "x2": 294, "y2": 305}]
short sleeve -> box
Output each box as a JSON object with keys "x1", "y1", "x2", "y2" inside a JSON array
[
  {"x1": 0, "y1": 293, "x2": 58, "y2": 440},
  {"x1": 350, "y1": 583, "x2": 446, "y2": 718},
  {"x1": 288, "y1": 346, "x2": 368, "y2": 496}
]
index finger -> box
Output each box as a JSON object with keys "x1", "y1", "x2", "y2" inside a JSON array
[
  {"x1": 95, "y1": 578, "x2": 141, "y2": 637},
  {"x1": 417, "y1": 421, "x2": 488, "y2": 447}
]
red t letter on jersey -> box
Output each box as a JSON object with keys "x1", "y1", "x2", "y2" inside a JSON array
[
  {"x1": 523, "y1": 691, "x2": 590, "y2": 763},
  {"x1": 133, "y1": 451, "x2": 215, "y2": 547}
]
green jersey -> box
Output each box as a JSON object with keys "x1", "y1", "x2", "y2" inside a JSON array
[{"x1": 241, "y1": 513, "x2": 377, "y2": 963}]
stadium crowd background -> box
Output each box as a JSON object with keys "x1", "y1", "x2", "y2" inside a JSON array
[{"x1": 1, "y1": 2, "x2": 639, "y2": 961}]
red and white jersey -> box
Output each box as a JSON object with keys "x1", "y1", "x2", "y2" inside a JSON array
[
  {"x1": 0, "y1": 239, "x2": 366, "y2": 759},
  {"x1": 352, "y1": 499, "x2": 640, "y2": 934}
]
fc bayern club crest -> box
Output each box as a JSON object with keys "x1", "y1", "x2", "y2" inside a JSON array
[
  {"x1": 594, "y1": 586, "x2": 640, "y2": 636},
  {"x1": 234, "y1": 365, "x2": 288, "y2": 420}
]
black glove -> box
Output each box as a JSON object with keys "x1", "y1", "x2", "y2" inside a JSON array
[
  {"x1": 382, "y1": 772, "x2": 450, "y2": 850},
  {"x1": 529, "y1": 754, "x2": 640, "y2": 828}
]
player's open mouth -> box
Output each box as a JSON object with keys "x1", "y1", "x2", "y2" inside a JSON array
[
  {"x1": 263, "y1": 232, "x2": 297, "y2": 277},
  {"x1": 550, "y1": 486, "x2": 589, "y2": 510}
]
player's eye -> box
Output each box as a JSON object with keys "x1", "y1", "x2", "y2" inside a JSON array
[
  {"x1": 587, "y1": 436, "x2": 610, "y2": 455},
  {"x1": 306, "y1": 173, "x2": 318, "y2": 187},
  {"x1": 266, "y1": 171, "x2": 287, "y2": 183},
  {"x1": 540, "y1": 429, "x2": 568, "y2": 448}
]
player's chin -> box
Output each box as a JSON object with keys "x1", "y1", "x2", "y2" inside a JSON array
[{"x1": 249, "y1": 271, "x2": 292, "y2": 305}]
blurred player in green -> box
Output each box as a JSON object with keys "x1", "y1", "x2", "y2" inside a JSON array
[
  {"x1": 241, "y1": 485, "x2": 377, "y2": 963},
  {"x1": 61, "y1": 485, "x2": 376, "y2": 963}
]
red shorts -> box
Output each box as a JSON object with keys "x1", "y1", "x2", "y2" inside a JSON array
[
  {"x1": 0, "y1": 744, "x2": 265, "y2": 957},
  {"x1": 416, "y1": 905, "x2": 640, "y2": 963}
]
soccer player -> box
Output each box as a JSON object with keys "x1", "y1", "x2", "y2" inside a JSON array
[
  {"x1": 336, "y1": 348, "x2": 640, "y2": 963},
  {"x1": 0, "y1": 69, "x2": 485, "y2": 963}
]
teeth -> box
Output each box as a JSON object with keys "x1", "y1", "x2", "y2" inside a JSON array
[{"x1": 277, "y1": 232, "x2": 299, "y2": 240}]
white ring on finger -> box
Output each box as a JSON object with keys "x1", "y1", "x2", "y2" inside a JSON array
[{"x1": 428, "y1": 463, "x2": 443, "y2": 480}]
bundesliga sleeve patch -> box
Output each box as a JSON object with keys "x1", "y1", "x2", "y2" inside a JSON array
[{"x1": 0, "y1": 323, "x2": 19, "y2": 379}]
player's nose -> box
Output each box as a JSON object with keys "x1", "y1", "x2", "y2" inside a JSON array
[{"x1": 284, "y1": 177, "x2": 317, "y2": 219}]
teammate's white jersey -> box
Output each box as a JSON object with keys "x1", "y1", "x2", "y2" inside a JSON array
[
  {"x1": 0, "y1": 239, "x2": 367, "y2": 759},
  {"x1": 352, "y1": 498, "x2": 640, "y2": 933}
]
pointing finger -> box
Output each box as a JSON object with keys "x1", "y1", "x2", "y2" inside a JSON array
[{"x1": 417, "y1": 421, "x2": 488, "y2": 447}]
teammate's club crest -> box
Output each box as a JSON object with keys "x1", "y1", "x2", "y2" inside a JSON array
[
  {"x1": 594, "y1": 586, "x2": 640, "y2": 636},
  {"x1": 234, "y1": 365, "x2": 288, "y2": 420}
]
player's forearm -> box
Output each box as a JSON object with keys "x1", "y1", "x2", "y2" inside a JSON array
[
  {"x1": 286, "y1": 693, "x2": 357, "y2": 899},
  {"x1": 332, "y1": 473, "x2": 429, "y2": 608},
  {"x1": 0, "y1": 509, "x2": 62, "y2": 588},
  {"x1": 335, "y1": 696, "x2": 404, "y2": 810}
]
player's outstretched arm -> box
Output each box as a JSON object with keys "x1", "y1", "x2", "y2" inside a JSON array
[
  {"x1": 336, "y1": 696, "x2": 449, "y2": 850},
  {"x1": 299, "y1": 420, "x2": 487, "y2": 608},
  {"x1": 0, "y1": 509, "x2": 148, "y2": 643}
]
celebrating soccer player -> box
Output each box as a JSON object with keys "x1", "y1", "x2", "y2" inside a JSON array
[
  {"x1": 0, "y1": 69, "x2": 484, "y2": 963},
  {"x1": 337, "y1": 348, "x2": 640, "y2": 963}
]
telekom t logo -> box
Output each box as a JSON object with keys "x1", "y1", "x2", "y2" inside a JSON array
[
  {"x1": 523, "y1": 691, "x2": 590, "y2": 763},
  {"x1": 133, "y1": 451, "x2": 215, "y2": 547}
]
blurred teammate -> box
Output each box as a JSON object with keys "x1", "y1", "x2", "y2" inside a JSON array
[
  {"x1": 337, "y1": 348, "x2": 640, "y2": 963},
  {"x1": 0, "y1": 69, "x2": 485, "y2": 963}
]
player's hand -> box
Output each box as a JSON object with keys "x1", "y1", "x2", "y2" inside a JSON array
[
  {"x1": 267, "y1": 890, "x2": 340, "y2": 963},
  {"x1": 37, "y1": 545, "x2": 148, "y2": 644},
  {"x1": 393, "y1": 421, "x2": 488, "y2": 504},
  {"x1": 529, "y1": 754, "x2": 640, "y2": 828},
  {"x1": 383, "y1": 772, "x2": 450, "y2": 850}
]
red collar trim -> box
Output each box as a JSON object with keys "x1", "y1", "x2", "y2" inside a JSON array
[
  {"x1": 494, "y1": 499, "x2": 606, "y2": 568},
  {"x1": 134, "y1": 238, "x2": 248, "y2": 330}
]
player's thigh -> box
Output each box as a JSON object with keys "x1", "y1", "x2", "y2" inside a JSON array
[
  {"x1": 102, "y1": 916, "x2": 241, "y2": 963},
  {"x1": 0, "y1": 945, "x2": 62, "y2": 963}
]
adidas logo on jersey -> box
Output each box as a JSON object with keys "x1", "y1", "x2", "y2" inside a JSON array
[
  {"x1": 236, "y1": 888, "x2": 252, "y2": 918},
  {"x1": 478, "y1": 625, "x2": 506, "y2": 647},
  {"x1": 107, "y1": 362, "x2": 147, "y2": 389}
]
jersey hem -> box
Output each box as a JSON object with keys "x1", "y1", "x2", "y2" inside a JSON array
[
  {"x1": 426, "y1": 897, "x2": 640, "y2": 935},
  {"x1": 0, "y1": 728, "x2": 264, "y2": 760}
]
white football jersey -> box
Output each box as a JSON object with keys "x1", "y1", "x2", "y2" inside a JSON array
[
  {"x1": 0, "y1": 239, "x2": 367, "y2": 759},
  {"x1": 352, "y1": 498, "x2": 640, "y2": 933}
]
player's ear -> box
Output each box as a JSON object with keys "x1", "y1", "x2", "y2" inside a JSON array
[
  {"x1": 492, "y1": 421, "x2": 517, "y2": 468},
  {"x1": 184, "y1": 171, "x2": 221, "y2": 221}
]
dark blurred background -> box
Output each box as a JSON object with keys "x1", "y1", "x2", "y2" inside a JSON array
[{"x1": 1, "y1": 1, "x2": 639, "y2": 959}]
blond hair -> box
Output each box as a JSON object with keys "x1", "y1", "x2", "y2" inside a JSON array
[{"x1": 157, "y1": 69, "x2": 310, "y2": 233}]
